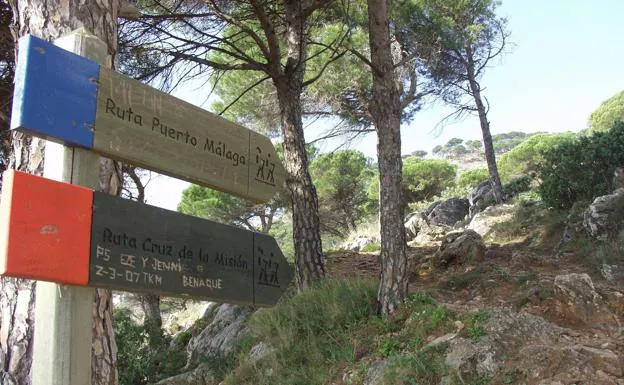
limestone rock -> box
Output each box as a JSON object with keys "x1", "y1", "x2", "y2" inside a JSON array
[
  {"x1": 445, "y1": 309, "x2": 565, "y2": 379},
  {"x1": 404, "y1": 212, "x2": 422, "y2": 241},
  {"x1": 469, "y1": 181, "x2": 495, "y2": 217},
  {"x1": 445, "y1": 338, "x2": 498, "y2": 377},
  {"x1": 574, "y1": 345, "x2": 623, "y2": 377},
  {"x1": 249, "y1": 342, "x2": 274, "y2": 363},
  {"x1": 600, "y1": 263, "x2": 624, "y2": 283},
  {"x1": 583, "y1": 188, "x2": 624, "y2": 241},
  {"x1": 405, "y1": 198, "x2": 469, "y2": 242},
  {"x1": 468, "y1": 204, "x2": 515, "y2": 238},
  {"x1": 554, "y1": 273, "x2": 601, "y2": 306},
  {"x1": 154, "y1": 364, "x2": 216, "y2": 385},
  {"x1": 186, "y1": 303, "x2": 253, "y2": 368},
  {"x1": 345, "y1": 235, "x2": 380, "y2": 252},
  {"x1": 424, "y1": 332, "x2": 458, "y2": 349},
  {"x1": 553, "y1": 273, "x2": 615, "y2": 325},
  {"x1": 363, "y1": 359, "x2": 388, "y2": 385},
  {"x1": 434, "y1": 230, "x2": 485, "y2": 267}
]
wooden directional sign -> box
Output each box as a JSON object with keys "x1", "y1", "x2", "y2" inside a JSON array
[
  {"x1": 11, "y1": 34, "x2": 286, "y2": 202},
  {"x1": 0, "y1": 170, "x2": 294, "y2": 306}
]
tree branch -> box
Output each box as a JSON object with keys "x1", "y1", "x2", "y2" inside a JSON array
[{"x1": 218, "y1": 74, "x2": 271, "y2": 116}]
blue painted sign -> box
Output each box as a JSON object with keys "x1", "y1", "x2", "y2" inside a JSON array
[{"x1": 11, "y1": 35, "x2": 285, "y2": 202}]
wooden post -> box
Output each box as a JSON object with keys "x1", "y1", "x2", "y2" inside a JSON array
[{"x1": 31, "y1": 30, "x2": 108, "y2": 385}]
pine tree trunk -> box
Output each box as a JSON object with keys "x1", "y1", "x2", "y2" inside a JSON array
[
  {"x1": 0, "y1": 279, "x2": 35, "y2": 385},
  {"x1": 7, "y1": 1, "x2": 120, "y2": 384},
  {"x1": 125, "y1": 166, "x2": 162, "y2": 328},
  {"x1": 466, "y1": 46, "x2": 504, "y2": 204},
  {"x1": 276, "y1": 0, "x2": 325, "y2": 291},
  {"x1": 367, "y1": 0, "x2": 409, "y2": 315},
  {"x1": 94, "y1": 158, "x2": 121, "y2": 385},
  {"x1": 140, "y1": 294, "x2": 162, "y2": 328},
  {"x1": 92, "y1": 289, "x2": 117, "y2": 385}
]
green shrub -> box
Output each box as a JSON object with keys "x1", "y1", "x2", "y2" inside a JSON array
[
  {"x1": 224, "y1": 279, "x2": 378, "y2": 385},
  {"x1": 538, "y1": 121, "x2": 624, "y2": 209},
  {"x1": 588, "y1": 90, "x2": 624, "y2": 134},
  {"x1": 502, "y1": 176, "x2": 532, "y2": 198},
  {"x1": 458, "y1": 168, "x2": 489, "y2": 189},
  {"x1": 465, "y1": 310, "x2": 490, "y2": 341},
  {"x1": 361, "y1": 242, "x2": 381, "y2": 252},
  {"x1": 402, "y1": 157, "x2": 457, "y2": 203},
  {"x1": 407, "y1": 185, "x2": 473, "y2": 213},
  {"x1": 114, "y1": 309, "x2": 187, "y2": 385},
  {"x1": 498, "y1": 133, "x2": 574, "y2": 181},
  {"x1": 377, "y1": 338, "x2": 402, "y2": 357},
  {"x1": 381, "y1": 346, "x2": 448, "y2": 385}
]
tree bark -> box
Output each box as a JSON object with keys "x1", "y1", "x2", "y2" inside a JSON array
[
  {"x1": 140, "y1": 294, "x2": 162, "y2": 328},
  {"x1": 7, "y1": 1, "x2": 120, "y2": 384},
  {"x1": 367, "y1": 0, "x2": 408, "y2": 315},
  {"x1": 275, "y1": 0, "x2": 325, "y2": 290},
  {"x1": 94, "y1": 158, "x2": 122, "y2": 385},
  {"x1": 92, "y1": 289, "x2": 117, "y2": 385},
  {"x1": 0, "y1": 279, "x2": 35, "y2": 385},
  {"x1": 466, "y1": 45, "x2": 504, "y2": 204},
  {"x1": 122, "y1": 165, "x2": 163, "y2": 328}
]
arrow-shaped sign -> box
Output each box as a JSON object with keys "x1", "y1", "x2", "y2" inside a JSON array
[
  {"x1": 0, "y1": 170, "x2": 293, "y2": 306},
  {"x1": 11, "y1": 35, "x2": 285, "y2": 203}
]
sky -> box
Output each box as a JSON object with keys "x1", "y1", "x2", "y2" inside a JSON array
[{"x1": 146, "y1": 0, "x2": 624, "y2": 211}]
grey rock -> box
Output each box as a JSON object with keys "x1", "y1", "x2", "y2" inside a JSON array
[
  {"x1": 600, "y1": 263, "x2": 624, "y2": 282},
  {"x1": 423, "y1": 198, "x2": 470, "y2": 228},
  {"x1": 186, "y1": 303, "x2": 253, "y2": 368},
  {"x1": 363, "y1": 360, "x2": 388, "y2": 385},
  {"x1": 434, "y1": 229, "x2": 485, "y2": 267},
  {"x1": 468, "y1": 204, "x2": 515, "y2": 238},
  {"x1": 405, "y1": 198, "x2": 469, "y2": 242},
  {"x1": 554, "y1": 273, "x2": 601, "y2": 305},
  {"x1": 405, "y1": 212, "x2": 422, "y2": 240},
  {"x1": 249, "y1": 342, "x2": 274, "y2": 363},
  {"x1": 424, "y1": 332, "x2": 457, "y2": 349},
  {"x1": 469, "y1": 181, "x2": 495, "y2": 217},
  {"x1": 583, "y1": 188, "x2": 624, "y2": 241},
  {"x1": 553, "y1": 273, "x2": 617, "y2": 326},
  {"x1": 345, "y1": 235, "x2": 380, "y2": 252},
  {"x1": 574, "y1": 345, "x2": 623, "y2": 377},
  {"x1": 445, "y1": 338, "x2": 499, "y2": 377},
  {"x1": 154, "y1": 363, "x2": 216, "y2": 385},
  {"x1": 445, "y1": 309, "x2": 565, "y2": 379}
]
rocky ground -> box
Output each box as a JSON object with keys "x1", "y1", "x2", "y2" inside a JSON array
[
  {"x1": 155, "y1": 183, "x2": 624, "y2": 385},
  {"x1": 326, "y1": 238, "x2": 624, "y2": 384}
]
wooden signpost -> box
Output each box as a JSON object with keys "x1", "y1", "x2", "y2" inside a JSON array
[
  {"x1": 5, "y1": 31, "x2": 293, "y2": 385},
  {"x1": 0, "y1": 170, "x2": 293, "y2": 307},
  {"x1": 11, "y1": 34, "x2": 286, "y2": 203}
]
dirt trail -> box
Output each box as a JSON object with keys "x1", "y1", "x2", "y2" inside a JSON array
[{"x1": 326, "y1": 242, "x2": 624, "y2": 384}]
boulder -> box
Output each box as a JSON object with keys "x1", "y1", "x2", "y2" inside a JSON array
[
  {"x1": 468, "y1": 204, "x2": 515, "y2": 238},
  {"x1": 185, "y1": 303, "x2": 253, "y2": 368},
  {"x1": 423, "y1": 198, "x2": 470, "y2": 227},
  {"x1": 553, "y1": 273, "x2": 615, "y2": 325},
  {"x1": 363, "y1": 359, "x2": 388, "y2": 385},
  {"x1": 600, "y1": 263, "x2": 624, "y2": 283},
  {"x1": 583, "y1": 188, "x2": 624, "y2": 241},
  {"x1": 345, "y1": 235, "x2": 380, "y2": 252},
  {"x1": 154, "y1": 364, "x2": 216, "y2": 385},
  {"x1": 405, "y1": 198, "x2": 469, "y2": 242},
  {"x1": 249, "y1": 342, "x2": 274, "y2": 363},
  {"x1": 445, "y1": 338, "x2": 498, "y2": 377},
  {"x1": 554, "y1": 273, "x2": 601, "y2": 306},
  {"x1": 434, "y1": 229, "x2": 485, "y2": 267},
  {"x1": 469, "y1": 181, "x2": 495, "y2": 217},
  {"x1": 405, "y1": 212, "x2": 422, "y2": 240},
  {"x1": 444, "y1": 309, "x2": 565, "y2": 379}
]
